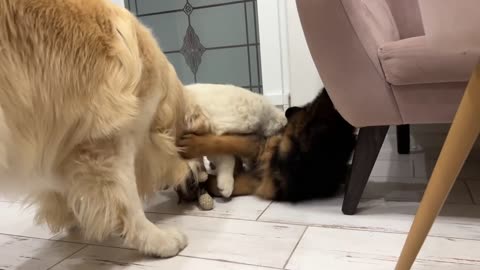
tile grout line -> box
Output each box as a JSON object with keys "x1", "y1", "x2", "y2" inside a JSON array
[
  {"x1": 222, "y1": 216, "x2": 480, "y2": 241},
  {"x1": 40, "y1": 241, "x2": 283, "y2": 270},
  {"x1": 301, "y1": 223, "x2": 480, "y2": 241},
  {"x1": 0, "y1": 232, "x2": 68, "y2": 242},
  {"x1": 256, "y1": 200, "x2": 273, "y2": 221},
  {"x1": 282, "y1": 226, "x2": 308, "y2": 269},
  {"x1": 0, "y1": 232, "x2": 122, "y2": 250},
  {"x1": 46, "y1": 244, "x2": 88, "y2": 270},
  {"x1": 179, "y1": 254, "x2": 282, "y2": 270},
  {"x1": 146, "y1": 199, "x2": 478, "y2": 225},
  {"x1": 145, "y1": 210, "x2": 273, "y2": 223}
]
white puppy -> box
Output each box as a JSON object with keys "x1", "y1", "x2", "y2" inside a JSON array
[{"x1": 184, "y1": 84, "x2": 286, "y2": 197}]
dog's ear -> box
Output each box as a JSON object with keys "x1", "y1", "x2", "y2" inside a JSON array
[{"x1": 285, "y1": 107, "x2": 301, "y2": 119}]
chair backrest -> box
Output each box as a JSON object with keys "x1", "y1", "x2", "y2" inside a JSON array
[
  {"x1": 295, "y1": 0, "x2": 403, "y2": 127},
  {"x1": 419, "y1": 0, "x2": 480, "y2": 49},
  {"x1": 386, "y1": 0, "x2": 424, "y2": 39}
]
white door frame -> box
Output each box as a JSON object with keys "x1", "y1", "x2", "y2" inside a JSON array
[
  {"x1": 257, "y1": 0, "x2": 290, "y2": 108},
  {"x1": 258, "y1": 0, "x2": 324, "y2": 108}
]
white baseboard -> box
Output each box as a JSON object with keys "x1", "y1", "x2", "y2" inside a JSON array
[{"x1": 264, "y1": 93, "x2": 290, "y2": 107}]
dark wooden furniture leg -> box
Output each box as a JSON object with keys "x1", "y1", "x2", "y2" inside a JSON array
[
  {"x1": 397, "y1": 125, "x2": 410, "y2": 154},
  {"x1": 342, "y1": 126, "x2": 389, "y2": 215}
]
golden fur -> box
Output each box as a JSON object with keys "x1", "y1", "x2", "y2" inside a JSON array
[{"x1": 0, "y1": 0, "x2": 195, "y2": 257}]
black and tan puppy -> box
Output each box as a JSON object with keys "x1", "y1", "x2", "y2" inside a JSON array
[{"x1": 178, "y1": 89, "x2": 357, "y2": 202}]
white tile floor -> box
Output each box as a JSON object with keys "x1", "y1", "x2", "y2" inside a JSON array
[{"x1": 1, "y1": 124, "x2": 480, "y2": 270}]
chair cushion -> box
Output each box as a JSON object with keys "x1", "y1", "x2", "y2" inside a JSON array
[{"x1": 378, "y1": 36, "x2": 480, "y2": 86}]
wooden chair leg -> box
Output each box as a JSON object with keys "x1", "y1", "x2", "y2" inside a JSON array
[
  {"x1": 397, "y1": 125, "x2": 410, "y2": 154},
  {"x1": 395, "y1": 64, "x2": 480, "y2": 270},
  {"x1": 342, "y1": 126, "x2": 389, "y2": 215}
]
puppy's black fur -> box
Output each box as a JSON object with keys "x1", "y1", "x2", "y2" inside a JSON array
[{"x1": 271, "y1": 89, "x2": 356, "y2": 201}]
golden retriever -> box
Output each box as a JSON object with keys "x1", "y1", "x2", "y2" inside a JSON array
[{"x1": 0, "y1": 0, "x2": 197, "y2": 257}]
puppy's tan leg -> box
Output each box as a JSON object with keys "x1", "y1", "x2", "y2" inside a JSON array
[
  {"x1": 232, "y1": 173, "x2": 261, "y2": 196},
  {"x1": 62, "y1": 136, "x2": 187, "y2": 258},
  {"x1": 255, "y1": 176, "x2": 277, "y2": 200},
  {"x1": 178, "y1": 134, "x2": 262, "y2": 159},
  {"x1": 205, "y1": 171, "x2": 261, "y2": 197}
]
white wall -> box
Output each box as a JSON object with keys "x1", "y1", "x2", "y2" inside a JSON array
[{"x1": 285, "y1": 0, "x2": 323, "y2": 106}]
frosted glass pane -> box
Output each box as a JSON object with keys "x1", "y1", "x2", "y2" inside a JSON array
[
  {"x1": 139, "y1": 12, "x2": 188, "y2": 52},
  {"x1": 196, "y1": 47, "x2": 249, "y2": 86},
  {"x1": 126, "y1": 0, "x2": 262, "y2": 90},
  {"x1": 166, "y1": 53, "x2": 195, "y2": 85},
  {"x1": 190, "y1": 3, "x2": 246, "y2": 48}
]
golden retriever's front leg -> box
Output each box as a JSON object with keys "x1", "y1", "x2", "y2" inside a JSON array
[
  {"x1": 62, "y1": 136, "x2": 187, "y2": 257},
  {"x1": 33, "y1": 192, "x2": 78, "y2": 233},
  {"x1": 177, "y1": 134, "x2": 263, "y2": 159}
]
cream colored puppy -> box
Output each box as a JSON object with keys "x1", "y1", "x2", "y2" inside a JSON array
[
  {"x1": 0, "y1": 0, "x2": 196, "y2": 257},
  {"x1": 184, "y1": 84, "x2": 286, "y2": 197}
]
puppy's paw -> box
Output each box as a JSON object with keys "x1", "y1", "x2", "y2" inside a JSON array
[{"x1": 217, "y1": 174, "x2": 234, "y2": 198}]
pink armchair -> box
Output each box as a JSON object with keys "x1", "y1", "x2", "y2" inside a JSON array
[{"x1": 296, "y1": 0, "x2": 480, "y2": 214}]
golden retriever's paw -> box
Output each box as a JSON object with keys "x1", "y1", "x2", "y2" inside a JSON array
[{"x1": 138, "y1": 226, "x2": 188, "y2": 258}]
